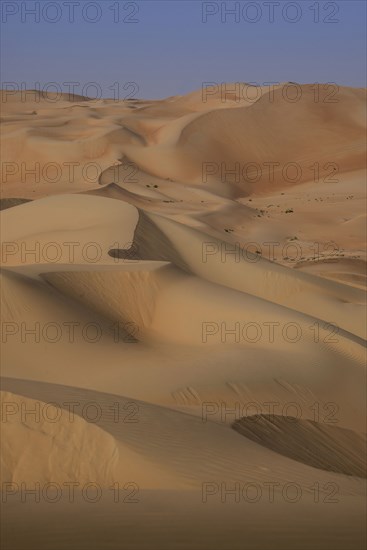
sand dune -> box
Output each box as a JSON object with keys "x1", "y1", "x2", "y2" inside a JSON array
[
  {"x1": 1, "y1": 84, "x2": 366, "y2": 549},
  {"x1": 1, "y1": 391, "x2": 119, "y2": 485},
  {"x1": 233, "y1": 414, "x2": 366, "y2": 477}
]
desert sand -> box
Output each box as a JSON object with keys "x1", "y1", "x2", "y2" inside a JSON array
[{"x1": 0, "y1": 83, "x2": 366, "y2": 549}]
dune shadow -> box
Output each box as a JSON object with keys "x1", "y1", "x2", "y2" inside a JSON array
[{"x1": 232, "y1": 414, "x2": 366, "y2": 478}]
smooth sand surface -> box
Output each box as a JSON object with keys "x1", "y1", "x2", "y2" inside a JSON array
[{"x1": 1, "y1": 84, "x2": 366, "y2": 549}]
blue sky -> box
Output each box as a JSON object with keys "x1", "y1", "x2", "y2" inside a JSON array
[{"x1": 1, "y1": 1, "x2": 366, "y2": 99}]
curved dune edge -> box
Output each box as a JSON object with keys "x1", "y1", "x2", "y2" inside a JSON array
[
  {"x1": 0, "y1": 194, "x2": 140, "y2": 267},
  {"x1": 232, "y1": 414, "x2": 367, "y2": 478},
  {"x1": 0, "y1": 391, "x2": 119, "y2": 485}
]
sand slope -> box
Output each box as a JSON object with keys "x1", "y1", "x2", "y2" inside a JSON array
[{"x1": 1, "y1": 84, "x2": 366, "y2": 549}]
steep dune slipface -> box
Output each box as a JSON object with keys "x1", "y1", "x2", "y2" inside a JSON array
[
  {"x1": 41, "y1": 269, "x2": 163, "y2": 335},
  {"x1": 233, "y1": 414, "x2": 367, "y2": 478}
]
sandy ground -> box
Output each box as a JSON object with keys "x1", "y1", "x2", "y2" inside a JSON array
[{"x1": 0, "y1": 84, "x2": 366, "y2": 549}]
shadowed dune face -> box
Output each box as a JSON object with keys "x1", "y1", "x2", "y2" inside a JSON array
[
  {"x1": 108, "y1": 210, "x2": 191, "y2": 272},
  {"x1": 0, "y1": 198, "x2": 32, "y2": 211},
  {"x1": 233, "y1": 414, "x2": 367, "y2": 478}
]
